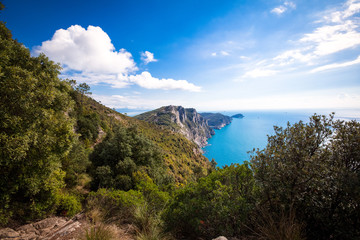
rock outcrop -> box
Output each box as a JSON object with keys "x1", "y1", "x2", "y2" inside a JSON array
[
  {"x1": 0, "y1": 215, "x2": 84, "y2": 240},
  {"x1": 200, "y1": 113, "x2": 232, "y2": 130},
  {"x1": 231, "y1": 113, "x2": 244, "y2": 119},
  {"x1": 135, "y1": 105, "x2": 214, "y2": 148},
  {"x1": 0, "y1": 214, "x2": 136, "y2": 240}
]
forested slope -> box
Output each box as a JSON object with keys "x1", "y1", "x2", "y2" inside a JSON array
[
  {"x1": 0, "y1": 17, "x2": 210, "y2": 226},
  {"x1": 1, "y1": 4, "x2": 360, "y2": 239}
]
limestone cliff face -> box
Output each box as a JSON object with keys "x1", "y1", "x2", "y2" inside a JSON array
[
  {"x1": 135, "y1": 105, "x2": 214, "y2": 148},
  {"x1": 200, "y1": 113, "x2": 232, "y2": 130}
]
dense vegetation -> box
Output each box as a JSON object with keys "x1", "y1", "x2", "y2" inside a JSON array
[
  {"x1": 0, "y1": 13, "x2": 210, "y2": 227},
  {"x1": 1, "y1": 5, "x2": 359, "y2": 239}
]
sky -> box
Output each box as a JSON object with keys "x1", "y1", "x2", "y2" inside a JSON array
[{"x1": 2, "y1": 0, "x2": 360, "y2": 114}]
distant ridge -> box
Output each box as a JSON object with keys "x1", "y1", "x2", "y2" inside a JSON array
[
  {"x1": 200, "y1": 112, "x2": 232, "y2": 130},
  {"x1": 232, "y1": 113, "x2": 244, "y2": 118}
]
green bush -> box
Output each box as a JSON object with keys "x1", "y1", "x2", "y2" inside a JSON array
[
  {"x1": 164, "y1": 163, "x2": 256, "y2": 239},
  {"x1": 81, "y1": 224, "x2": 117, "y2": 240},
  {"x1": 251, "y1": 114, "x2": 360, "y2": 239},
  {"x1": 89, "y1": 126, "x2": 169, "y2": 191},
  {"x1": 56, "y1": 192, "x2": 82, "y2": 217},
  {"x1": 86, "y1": 188, "x2": 145, "y2": 224}
]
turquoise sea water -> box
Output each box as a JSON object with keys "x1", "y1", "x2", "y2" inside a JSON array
[{"x1": 203, "y1": 110, "x2": 360, "y2": 167}]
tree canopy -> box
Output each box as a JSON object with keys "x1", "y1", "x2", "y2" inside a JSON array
[{"x1": 0, "y1": 21, "x2": 75, "y2": 222}]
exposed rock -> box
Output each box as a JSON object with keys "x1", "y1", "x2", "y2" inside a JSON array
[
  {"x1": 135, "y1": 105, "x2": 214, "y2": 148},
  {"x1": 213, "y1": 236, "x2": 228, "y2": 240},
  {"x1": 0, "y1": 214, "x2": 85, "y2": 240},
  {"x1": 32, "y1": 217, "x2": 66, "y2": 231},
  {"x1": 43, "y1": 219, "x2": 82, "y2": 240},
  {"x1": 17, "y1": 224, "x2": 39, "y2": 235},
  {"x1": 200, "y1": 113, "x2": 232, "y2": 130},
  {"x1": 0, "y1": 213, "x2": 139, "y2": 240},
  {"x1": 0, "y1": 227, "x2": 20, "y2": 238}
]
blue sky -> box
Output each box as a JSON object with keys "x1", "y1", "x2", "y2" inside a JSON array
[{"x1": 2, "y1": 0, "x2": 360, "y2": 114}]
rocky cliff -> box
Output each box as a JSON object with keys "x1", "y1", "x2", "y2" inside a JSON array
[
  {"x1": 200, "y1": 113, "x2": 232, "y2": 130},
  {"x1": 135, "y1": 106, "x2": 214, "y2": 148}
]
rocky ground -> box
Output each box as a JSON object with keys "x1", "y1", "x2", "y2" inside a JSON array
[{"x1": 0, "y1": 214, "x2": 135, "y2": 240}]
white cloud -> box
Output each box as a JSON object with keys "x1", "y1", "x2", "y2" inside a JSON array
[
  {"x1": 242, "y1": 69, "x2": 278, "y2": 78},
  {"x1": 273, "y1": 49, "x2": 314, "y2": 65},
  {"x1": 220, "y1": 50, "x2": 230, "y2": 56},
  {"x1": 300, "y1": 21, "x2": 360, "y2": 56},
  {"x1": 271, "y1": 6, "x2": 287, "y2": 15},
  {"x1": 211, "y1": 50, "x2": 230, "y2": 57},
  {"x1": 245, "y1": 0, "x2": 360, "y2": 78},
  {"x1": 92, "y1": 94, "x2": 191, "y2": 110},
  {"x1": 61, "y1": 71, "x2": 202, "y2": 91},
  {"x1": 310, "y1": 55, "x2": 360, "y2": 73},
  {"x1": 141, "y1": 51, "x2": 158, "y2": 64},
  {"x1": 271, "y1": 1, "x2": 296, "y2": 15},
  {"x1": 35, "y1": 25, "x2": 201, "y2": 92},
  {"x1": 126, "y1": 71, "x2": 202, "y2": 92},
  {"x1": 34, "y1": 25, "x2": 137, "y2": 74}
]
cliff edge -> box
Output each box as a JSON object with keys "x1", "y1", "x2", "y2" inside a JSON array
[{"x1": 135, "y1": 105, "x2": 214, "y2": 148}]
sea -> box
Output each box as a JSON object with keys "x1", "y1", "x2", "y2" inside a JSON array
[{"x1": 203, "y1": 109, "x2": 360, "y2": 168}]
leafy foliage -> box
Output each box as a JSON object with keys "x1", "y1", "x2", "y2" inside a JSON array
[
  {"x1": 89, "y1": 126, "x2": 172, "y2": 190},
  {"x1": 2, "y1": 6, "x2": 359, "y2": 240},
  {"x1": 0, "y1": 20, "x2": 76, "y2": 223},
  {"x1": 251, "y1": 114, "x2": 360, "y2": 239},
  {"x1": 164, "y1": 163, "x2": 256, "y2": 239},
  {"x1": 55, "y1": 192, "x2": 82, "y2": 217}
]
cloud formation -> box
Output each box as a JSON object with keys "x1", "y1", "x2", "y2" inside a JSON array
[
  {"x1": 271, "y1": 1, "x2": 296, "y2": 15},
  {"x1": 92, "y1": 94, "x2": 191, "y2": 110},
  {"x1": 310, "y1": 55, "x2": 360, "y2": 73},
  {"x1": 35, "y1": 25, "x2": 137, "y2": 74},
  {"x1": 141, "y1": 51, "x2": 158, "y2": 64},
  {"x1": 35, "y1": 25, "x2": 200, "y2": 92},
  {"x1": 243, "y1": 0, "x2": 360, "y2": 79},
  {"x1": 126, "y1": 71, "x2": 201, "y2": 91},
  {"x1": 242, "y1": 69, "x2": 278, "y2": 78},
  {"x1": 61, "y1": 71, "x2": 201, "y2": 92}
]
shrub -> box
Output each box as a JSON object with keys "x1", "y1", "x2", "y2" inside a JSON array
[
  {"x1": 164, "y1": 163, "x2": 256, "y2": 239},
  {"x1": 251, "y1": 114, "x2": 360, "y2": 239},
  {"x1": 133, "y1": 202, "x2": 172, "y2": 240},
  {"x1": 56, "y1": 192, "x2": 82, "y2": 217},
  {"x1": 89, "y1": 126, "x2": 169, "y2": 191},
  {"x1": 86, "y1": 188, "x2": 145, "y2": 224},
  {"x1": 249, "y1": 207, "x2": 305, "y2": 240},
  {"x1": 81, "y1": 224, "x2": 118, "y2": 240}
]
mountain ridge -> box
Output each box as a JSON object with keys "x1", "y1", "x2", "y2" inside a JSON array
[{"x1": 135, "y1": 105, "x2": 214, "y2": 148}]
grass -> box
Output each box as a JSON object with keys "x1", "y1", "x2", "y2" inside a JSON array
[
  {"x1": 133, "y1": 203, "x2": 172, "y2": 240},
  {"x1": 81, "y1": 224, "x2": 118, "y2": 240},
  {"x1": 249, "y1": 207, "x2": 305, "y2": 240}
]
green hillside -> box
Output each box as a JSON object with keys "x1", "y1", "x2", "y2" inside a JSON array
[
  {"x1": 0, "y1": 18, "x2": 210, "y2": 226},
  {"x1": 1, "y1": 5, "x2": 360, "y2": 240}
]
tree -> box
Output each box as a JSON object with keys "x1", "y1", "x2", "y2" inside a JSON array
[
  {"x1": 251, "y1": 114, "x2": 360, "y2": 239},
  {"x1": 76, "y1": 82, "x2": 92, "y2": 96},
  {"x1": 89, "y1": 126, "x2": 169, "y2": 190},
  {"x1": 0, "y1": 20, "x2": 75, "y2": 224}
]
